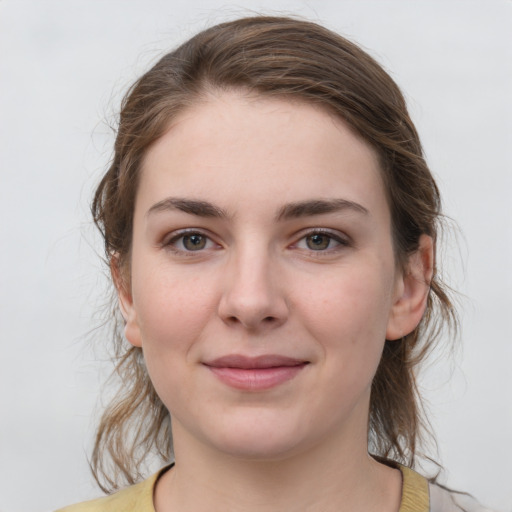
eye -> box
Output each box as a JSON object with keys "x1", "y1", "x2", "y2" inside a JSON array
[
  {"x1": 294, "y1": 230, "x2": 348, "y2": 252},
  {"x1": 181, "y1": 233, "x2": 208, "y2": 251},
  {"x1": 164, "y1": 230, "x2": 218, "y2": 253},
  {"x1": 305, "y1": 233, "x2": 333, "y2": 250}
]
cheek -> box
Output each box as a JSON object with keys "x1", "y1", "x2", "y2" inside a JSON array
[
  {"x1": 131, "y1": 265, "x2": 217, "y2": 361},
  {"x1": 130, "y1": 270, "x2": 219, "y2": 412},
  {"x1": 294, "y1": 261, "x2": 395, "y2": 385},
  {"x1": 298, "y1": 265, "x2": 394, "y2": 339}
]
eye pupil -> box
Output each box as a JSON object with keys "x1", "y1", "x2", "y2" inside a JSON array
[
  {"x1": 307, "y1": 234, "x2": 330, "y2": 250},
  {"x1": 183, "y1": 234, "x2": 206, "y2": 250}
]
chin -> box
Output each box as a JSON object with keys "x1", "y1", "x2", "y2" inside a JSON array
[
  {"x1": 213, "y1": 436, "x2": 304, "y2": 461},
  {"x1": 199, "y1": 410, "x2": 318, "y2": 461}
]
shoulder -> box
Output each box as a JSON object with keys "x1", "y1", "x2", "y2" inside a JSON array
[
  {"x1": 398, "y1": 465, "x2": 429, "y2": 511},
  {"x1": 429, "y1": 483, "x2": 497, "y2": 512},
  {"x1": 54, "y1": 469, "x2": 162, "y2": 512},
  {"x1": 397, "y1": 464, "x2": 496, "y2": 512}
]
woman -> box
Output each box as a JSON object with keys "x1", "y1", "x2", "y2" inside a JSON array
[{"x1": 57, "y1": 15, "x2": 490, "y2": 512}]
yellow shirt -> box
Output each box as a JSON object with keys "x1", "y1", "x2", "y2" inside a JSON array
[{"x1": 55, "y1": 464, "x2": 429, "y2": 512}]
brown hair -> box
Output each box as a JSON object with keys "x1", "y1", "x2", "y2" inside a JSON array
[{"x1": 91, "y1": 15, "x2": 457, "y2": 492}]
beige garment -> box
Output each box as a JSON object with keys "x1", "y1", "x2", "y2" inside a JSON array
[{"x1": 55, "y1": 464, "x2": 493, "y2": 512}]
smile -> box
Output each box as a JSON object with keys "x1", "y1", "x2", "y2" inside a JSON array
[{"x1": 203, "y1": 355, "x2": 309, "y2": 391}]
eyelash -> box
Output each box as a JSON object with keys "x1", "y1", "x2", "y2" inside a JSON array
[{"x1": 161, "y1": 228, "x2": 350, "y2": 256}]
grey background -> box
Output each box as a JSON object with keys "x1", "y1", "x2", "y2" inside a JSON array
[{"x1": 0, "y1": 1, "x2": 510, "y2": 511}]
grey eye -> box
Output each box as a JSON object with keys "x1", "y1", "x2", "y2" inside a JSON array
[
  {"x1": 182, "y1": 234, "x2": 207, "y2": 251},
  {"x1": 305, "y1": 233, "x2": 332, "y2": 250}
]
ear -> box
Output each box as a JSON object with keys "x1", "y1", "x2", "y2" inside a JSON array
[
  {"x1": 111, "y1": 254, "x2": 142, "y2": 348},
  {"x1": 386, "y1": 234, "x2": 434, "y2": 340}
]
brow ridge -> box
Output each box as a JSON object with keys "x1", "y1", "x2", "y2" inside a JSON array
[
  {"x1": 147, "y1": 196, "x2": 368, "y2": 221},
  {"x1": 276, "y1": 198, "x2": 369, "y2": 221},
  {"x1": 146, "y1": 197, "x2": 228, "y2": 218}
]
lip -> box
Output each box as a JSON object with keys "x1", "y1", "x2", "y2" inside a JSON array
[{"x1": 203, "y1": 354, "x2": 309, "y2": 391}]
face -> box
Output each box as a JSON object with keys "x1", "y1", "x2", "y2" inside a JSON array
[{"x1": 119, "y1": 91, "x2": 426, "y2": 461}]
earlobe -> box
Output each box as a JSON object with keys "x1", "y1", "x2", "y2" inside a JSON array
[
  {"x1": 386, "y1": 235, "x2": 434, "y2": 340},
  {"x1": 111, "y1": 255, "x2": 143, "y2": 348}
]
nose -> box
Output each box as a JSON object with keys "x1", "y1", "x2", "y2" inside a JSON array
[{"x1": 217, "y1": 248, "x2": 289, "y2": 331}]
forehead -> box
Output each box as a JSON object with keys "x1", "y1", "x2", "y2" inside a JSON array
[{"x1": 138, "y1": 91, "x2": 388, "y2": 220}]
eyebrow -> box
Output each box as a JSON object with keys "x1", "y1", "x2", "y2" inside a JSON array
[
  {"x1": 276, "y1": 198, "x2": 369, "y2": 220},
  {"x1": 146, "y1": 197, "x2": 229, "y2": 218},
  {"x1": 146, "y1": 197, "x2": 369, "y2": 220}
]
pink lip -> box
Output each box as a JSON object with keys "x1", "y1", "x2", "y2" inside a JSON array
[{"x1": 203, "y1": 355, "x2": 309, "y2": 391}]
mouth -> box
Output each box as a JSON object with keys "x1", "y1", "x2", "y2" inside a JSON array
[{"x1": 203, "y1": 354, "x2": 309, "y2": 391}]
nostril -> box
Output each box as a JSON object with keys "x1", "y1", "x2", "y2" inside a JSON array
[{"x1": 263, "y1": 316, "x2": 276, "y2": 323}]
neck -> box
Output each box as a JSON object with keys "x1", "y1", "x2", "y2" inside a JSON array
[{"x1": 154, "y1": 423, "x2": 401, "y2": 512}]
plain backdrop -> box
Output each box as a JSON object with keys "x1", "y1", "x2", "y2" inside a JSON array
[{"x1": 0, "y1": 1, "x2": 511, "y2": 511}]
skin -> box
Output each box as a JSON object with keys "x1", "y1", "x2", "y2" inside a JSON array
[{"x1": 117, "y1": 91, "x2": 433, "y2": 511}]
